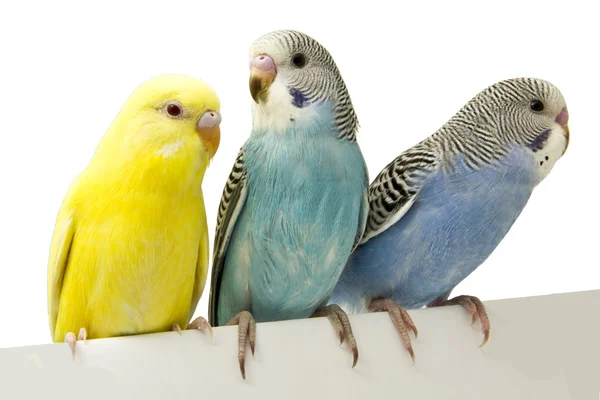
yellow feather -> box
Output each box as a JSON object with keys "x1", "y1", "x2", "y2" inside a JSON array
[{"x1": 47, "y1": 75, "x2": 219, "y2": 341}]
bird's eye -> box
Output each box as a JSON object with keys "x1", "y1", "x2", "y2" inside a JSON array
[
  {"x1": 291, "y1": 53, "x2": 307, "y2": 68},
  {"x1": 164, "y1": 101, "x2": 183, "y2": 118},
  {"x1": 530, "y1": 100, "x2": 544, "y2": 112}
]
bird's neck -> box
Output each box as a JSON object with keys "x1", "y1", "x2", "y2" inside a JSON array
[
  {"x1": 251, "y1": 101, "x2": 338, "y2": 139},
  {"x1": 87, "y1": 144, "x2": 208, "y2": 198}
]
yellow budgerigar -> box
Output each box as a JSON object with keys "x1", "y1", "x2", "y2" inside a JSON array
[{"x1": 47, "y1": 75, "x2": 221, "y2": 356}]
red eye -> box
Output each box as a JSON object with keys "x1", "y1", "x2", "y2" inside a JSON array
[{"x1": 167, "y1": 103, "x2": 182, "y2": 117}]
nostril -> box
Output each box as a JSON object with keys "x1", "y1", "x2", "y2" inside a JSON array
[
  {"x1": 253, "y1": 54, "x2": 276, "y2": 73},
  {"x1": 197, "y1": 110, "x2": 222, "y2": 129},
  {"x1": 556, "y1": 108, "x2": 569, "y2": 127}
]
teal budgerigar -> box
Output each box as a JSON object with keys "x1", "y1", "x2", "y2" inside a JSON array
[
  {"x1": 208, "y1": 30, "x2": 369, "y2": 378},
  {"x1": 330, "y1": 78, "x2": 569, "y2": 361}
]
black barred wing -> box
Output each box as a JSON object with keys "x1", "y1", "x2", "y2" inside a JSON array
[
  {"x1": 208, "y1": 148, "x2": 248, "y2": 326},
  {"x1": 361, "y1": 146, "x2": 439, "y2": 244},
  {"x1": 351, "y1": 169, "x2": 370, "y2": 252}
]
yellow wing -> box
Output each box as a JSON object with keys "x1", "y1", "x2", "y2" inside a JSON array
[
  {"x1": 47, "y1": 178, "x2": 80, "y2": 338},
  {"x1": 187, "y1": 196, "x2": 210, "y2": 323}
]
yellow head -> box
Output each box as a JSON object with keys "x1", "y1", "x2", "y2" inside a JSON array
[{"x1": 89, "y1": 75, "x2": 221, "y2": 188}]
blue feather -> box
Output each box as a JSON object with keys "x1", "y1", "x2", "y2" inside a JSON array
[
  {"x1": 331, "y1": 147, "x2": 540, "y2": 313},
  {"x1": 217, "y1": 105, "x2": 367, "y2": 324}
]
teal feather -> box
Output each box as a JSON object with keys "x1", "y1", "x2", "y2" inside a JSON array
[{"x1": 217, "y1": 105, "x2": 368, "y2": 324}]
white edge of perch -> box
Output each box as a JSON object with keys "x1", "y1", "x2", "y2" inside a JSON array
[{"x1": 1, "y1": 290, "x2": 599, "y2": 400}]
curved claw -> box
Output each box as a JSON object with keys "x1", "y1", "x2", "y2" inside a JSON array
[
  {"x1": 172, "y1": 324, "x2": 183, "y2": 335},
  {"x1": 248, "y1": 319, "x2": 256, "y2": 356},
  {"x1": 226, "y1": 311, "x2": 256, "y2": 380},
  {"x1": 437, "y1": 295, "x2": 491, "y2": 347},
  {"x1": 64, "y1": 332, "x2": 77, "y2": 360},
  {"x1": 238, "y1": 356, "x2": 247, "y2": 380},
  {"x1": 187, "y1": 316, "x2": 214, "y2": 342},
  {"x1": 399, "y1": 307, "x2": 419, "y2": 339},
  {"x1": 369, "y1": 298, "x2": 417, "y2": 363},
  {"x1": 351, "y1": 344, "x2": 359, "y2": 368},
  {"x1": 470, "y1": 297, "x2": 490, "y2": 347},
  {"x1": 313, "y1": 304, "x2": 359, "y2": 368},
  {"x1": 64, "y1": 327, "x2": 88, "y2": 360}
]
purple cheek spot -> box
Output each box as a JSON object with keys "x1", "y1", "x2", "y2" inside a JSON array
[
  {"x1": 289, "y1": 88, "x2": 310, "y2": 108},
  {"x1": 529, "y1": 129, "x2": 551, "y2": 152}
]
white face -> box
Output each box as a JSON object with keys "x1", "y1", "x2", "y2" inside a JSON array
[
  {"x1": 248, "y1": 39, "x2": 317, "y2": 134},
  {"x1": 532, "y1": 121, "x2": 569, "y2": 182},
  {"x1": 488, "y1": 79, "x2": 570, "y2": 183},
  {"x1": 248, "y1": 67, "x2": 319, "y2": 135},
  {"x1": 519, "y1": 88, "x2": 570, "y2": 183},
  {"x1": 247, "y1": 30, "x2": 347, "y2": 136}
]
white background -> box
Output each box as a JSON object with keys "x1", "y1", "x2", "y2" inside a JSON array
[{"x1": 0, "y1": 0, "x2": 597, "y2": 349}]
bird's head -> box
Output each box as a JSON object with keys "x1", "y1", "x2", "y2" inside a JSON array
[
  {"x1": 462, "y1": 78, "x2": 569, "y2": 180},
  {"x1": 248, "y1": 30, "x2": 358, "y2": 140},
  {"x1": 97, "y1": 75, "x2": 221, "y2": 171}
]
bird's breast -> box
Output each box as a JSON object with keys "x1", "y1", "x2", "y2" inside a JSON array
[
  {"x1": 343, "y1": 149, "x2": 539, "y2": 308},
  {"x1": 59, "y1": 188, "x2": 206, "y2": 338},
  {"x1": 227, "y1": 134, "x2": 366, "y2": 319}
]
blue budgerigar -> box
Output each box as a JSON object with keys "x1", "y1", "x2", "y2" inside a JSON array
[
  {"x1": 208, "y1": 30, "x2": 369, "y2": 378},
  {"x1": 330, "y1": 78, "x2": 569, "y2": 360}
]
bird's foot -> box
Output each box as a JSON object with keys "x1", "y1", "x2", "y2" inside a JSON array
[
  {"x1": 172, "y1": 324, "x2": 183, "y2": 335},
  {"x1": 225, "y1": 311, "x2": 256, "y2": 380},
  {"x1": 312, "y1": 304, "x2": 359, "y2": 367},
  {"x1": 436, "y1": 295, "x2": 490, "y2": 346},
  {"x1": 64, "y1": 328, "x2": 87, "y2": 360},
  {"x1": 368, "y1": 298, "x2": 418, "y2": 363},
  {"x1": 187, "y1": 316, "x2": 213, "y2": 340}
]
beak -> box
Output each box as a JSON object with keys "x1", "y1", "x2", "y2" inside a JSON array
[
  {"x1": 556, "y1": 108, "x2": 569, "y2": 155},
  {"x1": 249, "y1": 55, "x2": 276, "y2": 103},
  {"x1": 200, "y1": 127, "x2": 220, "y2": 159},
  {"x1": 197, "y1": 111, "x2": 221, "y2": 159},
  {"x1": 562, "y1": 124, "x2": 569, "y2": 155}
]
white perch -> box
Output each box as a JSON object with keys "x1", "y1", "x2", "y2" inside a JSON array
[{"x1": 1, "y1": 290, "x2": 598, "y2": 399}]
